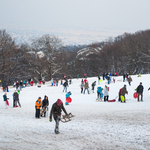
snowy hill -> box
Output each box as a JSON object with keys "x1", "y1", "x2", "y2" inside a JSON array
[{"x1": 0, "y1": 74, "x2": 150, "y2": 149}]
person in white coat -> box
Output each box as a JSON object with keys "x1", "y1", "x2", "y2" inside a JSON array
[{"x1": 104, "y1": 85, "x2": 109, "y2": 102}]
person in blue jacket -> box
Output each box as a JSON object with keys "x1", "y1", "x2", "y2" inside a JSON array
[
  {"x1": 65, "y1": 91, "x2": 72, "y2": 105},
  {"x1": 97, "y1": 87, "x2": 103, "y2": 100}
]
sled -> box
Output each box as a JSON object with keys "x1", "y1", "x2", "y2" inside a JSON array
[
  {"x1": 108, "y1": 96, "x2": 118, "y2": 102},
  {"x1": 96, "y1": 98, "x2": 103, "y2": 102},
  {"x1": 133, "y1": 92, "x2": 138, "y2": 99},
  {"x1": 40, "y1": 106, "x2": 48, "y2": 116},
  {"x1": 108, "y1": 99, "x2": 116, "y2": 102},
  {"x1": 6, "y1": 100, "x2": 9, "y2": 106},
  {"x1": 61, "y1": 113, "x2": 75, "y2": 123},
  {"x1": 66, "y1": 97, "x2": 72, "y2": 103}
]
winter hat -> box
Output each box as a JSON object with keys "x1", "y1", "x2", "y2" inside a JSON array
[
  {"x1": 38, "y1": 97, "x2": 41, "y2": 99},
  {"x1": 124, "y1": 84, "x2": 126, "y2": 87},
  {"x1": 140, "y1": 82, "x2": 142, "y2": 84},
  {"x1": 57, "y1": 99, "x2": 63, "y2": 106}
]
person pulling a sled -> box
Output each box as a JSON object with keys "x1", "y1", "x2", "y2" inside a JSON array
[{"x1": 49, "y1": 99, "x2": 68, "y2": 134}]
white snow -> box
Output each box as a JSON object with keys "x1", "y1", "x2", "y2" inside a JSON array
[{"x1": 0, "y1": 74, "x2": 150, "y2": 150}]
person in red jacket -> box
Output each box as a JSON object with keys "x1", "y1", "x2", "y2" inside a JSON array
[{"x1": 118, "y1": 88, "x2": 122, "y2": 102}]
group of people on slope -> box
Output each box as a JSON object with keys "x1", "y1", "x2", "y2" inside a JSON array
[
  {"x1": 35, "y1": 96, "x2": 68, "y2": 134},
  {"x1": 119, "y1": 82, "x2": 144, "y2": 103},
  {"x1": 35, "y1": 95, "x2": 49, "y2": 118},
  {"x1": 80, "y1": 78, "x2": 90, "y2": 94},
  {"x1": 3, "y1": 91, "x2": 21, "y2": 108}
]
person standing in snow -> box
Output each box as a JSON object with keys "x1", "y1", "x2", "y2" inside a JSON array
[
  {"x1": 80, "y1": 81, "x2": 84, "y2": 93},
  {"x1": 13, "y1": 91, "x2": 21, "y2": 107},
  {"x1": 120, "y1": 85, "x2": 128, "y2": 103},
  {"x1": 16, "y1": 81, "x2": 20, "y2": 90},
  {"x1": 3, "y1": 93, "x2": 9, "y2": 109},
  {"x1": 104, "y1": 85, "x2": 109, "y2": 102},
  {"x1": 49, "y1": 99, "x2": 68, "y2": 134},
  {"x1": 20, "y1": 80, "x2": 23, "y2": 91},
  {"x1": 84, "y1": 81, "x2": 89, "y2": 94},
  {"x1": 136, "y1": 82, "x2": 144, "y2": 102},
  {"x1": 2, "y1": 81, "x2": 7, "y2": 92},
  {"x1": 91, "y1": 81, "x2": 96, "y2": 93},
  {"x1": 35, "y1": 97, "x2": 42, "y2": 118},
  {"x1": 123, "y1": 73, "x2": 126, "y2": 82},
  {"x1": 127, "y1": 76, "x2": 132, "y2": 86},
  {"x1": 63, "y1": 80, "x2": 68, "y2": 92},
  {"x1": 41, "y1": 96, "x2": 49, "y2": 117},
  {"x1": 98, "y1": 75, "x2": 101, "y2": 84}
]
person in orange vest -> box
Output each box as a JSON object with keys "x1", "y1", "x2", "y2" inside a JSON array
[{"x1": 35, "y1": 97, "x2": 42, "y2": 118}]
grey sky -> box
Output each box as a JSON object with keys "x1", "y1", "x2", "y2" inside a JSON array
[{"x1": 0, "y1": 0, "x2": 150, "y2": 44}]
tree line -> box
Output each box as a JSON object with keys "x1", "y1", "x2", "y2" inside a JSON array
[{"x1": 0, "y1": 29, "x2": 150, "y2": 85}]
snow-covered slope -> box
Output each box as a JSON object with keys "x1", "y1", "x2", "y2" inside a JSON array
[{"x1": 0, "y1": 74, "x2": 150, "y2": 149}]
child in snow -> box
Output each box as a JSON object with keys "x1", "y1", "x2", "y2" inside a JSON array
[
  {"x1": 3, "y1": 93, "x2": 9, "y2": 109},
  {"x1": 49, "y1": 99, "x2": 68, "y2": 134},
  {"x1": 35, "y1": 97, "x2": 42, "y2": 118},
  {"x1": 80, "y1": 81, "x2": 84, "y2": 93},
  {"x1": 65, "y1": 91, "x2": 72, "y2": 105},
  {"x1": 97, "y1": 86, "x2": 103, "y2": 100},
  {"x1": 104, "y1": 85, "x2": 109, "y2": 102}
]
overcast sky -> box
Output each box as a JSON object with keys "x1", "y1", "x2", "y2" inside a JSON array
[{"x1": 0, "y1": 0, "x2": 150, "y2": 33}]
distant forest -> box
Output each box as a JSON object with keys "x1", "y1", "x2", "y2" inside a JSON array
[{"x1": 0, "y1": 29, "x2": 150, "y2": 85}]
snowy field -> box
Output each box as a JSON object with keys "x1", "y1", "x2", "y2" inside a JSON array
[{"x1": 0, "y1": 75, "x2": 150, "y2": 150}]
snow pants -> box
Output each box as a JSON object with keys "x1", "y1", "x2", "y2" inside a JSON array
[
  {"x1": 15, "y1": 100, "x2": 21, "y2": 107},
  {"x1": 104, "y1": 96, "x2": 109, "y2": 102},
  {"x1": 35, "y1": 109, "x2": 40, "y2": 118},
  {"x1": 53, "y1": 114, "x2": 61, "y2": 133}
]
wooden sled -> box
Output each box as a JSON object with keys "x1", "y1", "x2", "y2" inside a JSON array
[
  {"x1": 96, "y1": 98, "x2": 103, "y2": 102},
  {"x1": 61, "y1": 113, "x2": 75, "y2": 123},
  {"x1": 40, "y1": 106, "x2": 48, "y2": 116}
]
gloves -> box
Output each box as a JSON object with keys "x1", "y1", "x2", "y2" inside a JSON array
[{"x1": 49, "y1": 119, "x2": 52, "y2": 122}]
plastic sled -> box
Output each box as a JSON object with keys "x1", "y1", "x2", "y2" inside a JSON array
[
  {"x1": 133, "y1": 92, "x2": 138, "y2": 99},
  {"x1": 6, "y1": 100, "x2": 9, "y2": 106},
  {"x1": 66, "y1": 97, "x2": 72, "y2": 103},
  {"x1": 108, "y1": 99, "x2": 116, "y2": 102}
]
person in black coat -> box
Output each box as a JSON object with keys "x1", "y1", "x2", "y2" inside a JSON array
[
  {"x1": 41, "y1": 95, "x2": 49, "y2": 117},
  {"x1": 63, "y1": 81, "x2": 68, "y2": 92},
  {"x1": 49, "y1": 99, "x2": 68, "y2": 134},
  {"x1": 2, "y1": 81, "x2": 7, "y2": 92},
  {"x1": 136, "y1": 82, "x2": 144, "y2": 102},
  {"x1": 91, "y1": 81, "x2": 96, "y2": 93},
  {"x1": 13, "y1": 91, "x2": 21, "y2": 107}
]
